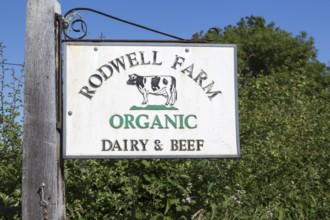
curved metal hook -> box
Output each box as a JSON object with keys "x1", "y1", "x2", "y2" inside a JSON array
[
  {"x1": 206, "y1": 27, "x2": 220, "y2": 42},
  {"x1": 63, "y1": 11, "x2": 88, "y2": 39},
  {"x1": 63, "y1": 8, "x2": 185, "y2": 40}
]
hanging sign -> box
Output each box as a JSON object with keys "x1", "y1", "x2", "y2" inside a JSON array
[{"x1": 63, "y1": 42, "x2": 240, "y2": 158}]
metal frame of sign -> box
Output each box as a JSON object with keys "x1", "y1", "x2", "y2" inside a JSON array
[{"x1": 63, "y1": 42, "x2": 240, "y2": 159}]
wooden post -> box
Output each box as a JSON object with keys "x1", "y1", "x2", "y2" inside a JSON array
[{"x1": 23, "y1": 0, "x2": 65, "y2": 219}]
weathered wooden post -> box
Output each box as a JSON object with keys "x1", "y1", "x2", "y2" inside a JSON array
[{"x1": 23, "y1": 0, "x2": 65, "y2": 219}]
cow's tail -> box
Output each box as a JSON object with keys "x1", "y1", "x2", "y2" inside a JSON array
[{"x1": 171, "y1": 77, "x2": 177, "y2": 104}]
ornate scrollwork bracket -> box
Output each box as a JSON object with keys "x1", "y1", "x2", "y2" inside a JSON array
[
  {"x1": 63, "y1": 11, "x2": 87, "y2": 39},
  {"x1": 206, "y1": 27, "x2": 220, "y2": 41},
  {"x1": 62, "y1": 8, "x2": 189, "y2": 41}
]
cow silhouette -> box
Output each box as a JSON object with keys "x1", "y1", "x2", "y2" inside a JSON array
[{"x1": 127, "y1": 74, "x2": 177, "y2": 105}]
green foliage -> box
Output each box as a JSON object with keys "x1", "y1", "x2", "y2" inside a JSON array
[
  {"x1": 65, "y1": 159, "x2": 196, "y2": 219},
  {"x1": 233, "y1": 70, "x2": 330, "y2": 219},
  {"x1": 0, "y1": 43, "x2": 23, "y2": 219}
]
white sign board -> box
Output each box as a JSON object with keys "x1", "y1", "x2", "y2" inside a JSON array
[{"x1": 63, "y1": 42, "x2": 240, "y2": 158}]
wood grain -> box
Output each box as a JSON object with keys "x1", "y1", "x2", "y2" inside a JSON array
[{"x1": 23, "y1": 0, "x2": 65, "y2": 219}]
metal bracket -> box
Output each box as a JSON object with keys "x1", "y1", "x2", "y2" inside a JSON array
[
  {"x1": 55, "y1": 13, "x2": 63, "y2": 131},
  {"x1": 37, "y1": 183, "x2": 49, "y2": 220},
  {"x1": 61, "y1": 7, "x2": 211, "y2": 43}
]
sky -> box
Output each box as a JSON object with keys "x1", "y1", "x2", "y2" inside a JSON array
[{"x1": 0, "y1": 0, "x2": 329, "y2": 66}]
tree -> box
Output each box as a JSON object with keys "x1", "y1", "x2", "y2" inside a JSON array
[
  {"x1": 196, "y1": 16, "x2": 324, "y2": 78},
  {"x1": 192, "y1": 16, "x2": 330, "y2": 218},
  {"x1": 0, "y1": 43, "x2": 23, "y2": 219}
]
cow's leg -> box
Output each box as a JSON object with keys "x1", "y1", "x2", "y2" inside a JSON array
[
  {"x1": 164, "y1": 88, "x2": 171, "y2": 105},
  {"x1": 170, "y1": 87, "x2": 177, "y2": 105},
  {"x1": 142, "y1": 91, "x2": 148, "y2": 105},
  {"x1": 165, "y1": 97, "x2": 170, "y2": 105}
]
